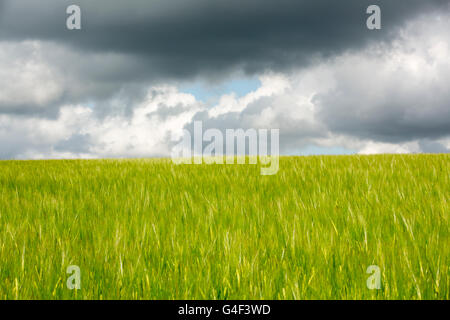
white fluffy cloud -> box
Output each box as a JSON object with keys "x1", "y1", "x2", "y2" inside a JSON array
[
  {"x1": 0, "y1": 87, "x2": 202, "y2": 159},
  {"x1": 0, "y1": 41, "x2": 64, "y2": 111}
]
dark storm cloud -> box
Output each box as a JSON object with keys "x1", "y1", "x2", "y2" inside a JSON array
[{"x1": 1, "y1": 0, "x2": 448, "y2": 80}]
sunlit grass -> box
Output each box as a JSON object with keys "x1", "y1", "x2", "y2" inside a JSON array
[{"x1": 0, "y1": 155, "x2": 448, "y2": 299}]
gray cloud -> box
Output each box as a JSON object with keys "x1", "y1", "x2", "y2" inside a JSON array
[
  {"x1": 54, "y1": 133, "x2": 92, "y2": 154},
  {"x1": 0, "y1": 0, "x2": 448, "y2": 115},
  {"x1": 315, "y1": 81, "x2": 450, "y2": 143},
  {"x1": 418, "y1": 140, "x2": 449, "y2": 153},
  {"x1": 1, "y1": 0, "x2": 448, "y2": 80},
  {"x1": 314, "y1": 28, "x2": 450, "y2": 143}
]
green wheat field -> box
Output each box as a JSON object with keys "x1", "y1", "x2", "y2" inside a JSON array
[{"x1": 0, "y1": 155, "x2": 448, "y2": 300}]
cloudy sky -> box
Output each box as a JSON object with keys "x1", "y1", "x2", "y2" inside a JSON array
[{"x1": 0, "y1": 0, "x2": 449, "y2": 159}]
